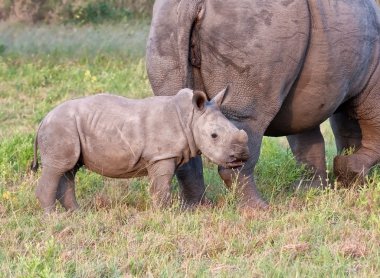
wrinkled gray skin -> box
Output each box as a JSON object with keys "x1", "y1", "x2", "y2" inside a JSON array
[
  {"x1": 32, "y1": 89, "x2": 249, "y2": 213},
  {"x1": 147, "y1": 0, "x2": 380, "y2": 209}
]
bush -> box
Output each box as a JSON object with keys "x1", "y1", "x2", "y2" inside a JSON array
[{"x1": 0, "y1": 0, "x2": 154, "y2": 23}]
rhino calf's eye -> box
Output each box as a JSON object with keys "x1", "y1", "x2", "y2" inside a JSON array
[{"x1": 211, "y1": 133, "x2": 218, "y2": 138}]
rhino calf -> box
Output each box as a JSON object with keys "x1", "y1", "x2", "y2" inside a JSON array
[{"x1": 31, "y1": 88, "x2": 249, "y2": 213}]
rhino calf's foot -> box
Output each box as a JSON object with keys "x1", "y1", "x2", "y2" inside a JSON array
[{"x1": 151, "y1": 193, "x2": 172, "y2": 209}]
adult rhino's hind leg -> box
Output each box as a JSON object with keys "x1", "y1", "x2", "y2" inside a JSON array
[
  {"x1": 176, "y1": 156, "x2": 207, "y2": 206},
  {"x1": 287, "y1": 127, "x2": 328, "y2": 189},
  {"x1": 334, "y1": 80, "x2": 380, "y2": 186},
  {"x1": 56, "y1": 168, "x2": 80, "y2": 211},
  {"x1": 330, "y1": 110, "x2": 362, "y2": 154}
]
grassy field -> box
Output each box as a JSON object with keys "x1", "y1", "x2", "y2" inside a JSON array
[{"x1": 0, "y1": 21, "x2": 379, "y2": 277}]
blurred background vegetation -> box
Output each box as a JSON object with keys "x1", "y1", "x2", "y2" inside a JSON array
[
  {"x1": 1, "y1": 0, "x2": 379, "y2": 24},
  {"x1": 0, "y1": 0, "x2": 154, "y2": 23}
]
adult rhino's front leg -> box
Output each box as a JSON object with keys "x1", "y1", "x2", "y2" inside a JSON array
[
  {"x1": 176, "y1": 156, "x2": 208, "y2": 206},
  {"x1": 287, "y1": 127, "x2": 328, "y2": 189},
  {"x1": 218, "y1": 165, "x2": 268, "y2": 209},
  {"x1": 218, "y1": 122, "x2": 268, "y2": 209}
]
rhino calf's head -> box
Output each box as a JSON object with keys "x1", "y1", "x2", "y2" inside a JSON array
[{"x1": 190, "y1": 87, "x2": 249, "y2": 168}]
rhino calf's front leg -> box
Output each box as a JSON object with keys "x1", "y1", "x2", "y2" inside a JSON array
[{"x1": 148, "y1": 159, "x2": 176, "y2": 208}]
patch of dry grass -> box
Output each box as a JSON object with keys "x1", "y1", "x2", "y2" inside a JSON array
[{"x1": 1, "y1": 178, "x2": 379, "y2": 276}]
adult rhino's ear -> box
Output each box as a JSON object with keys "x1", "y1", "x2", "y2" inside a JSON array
[
  {"x1": 211, "y1": 85, "x2": 229, "y2": 108},
  {"x1": 192, "y1": 90, "x2": 208, "y2": 112}
]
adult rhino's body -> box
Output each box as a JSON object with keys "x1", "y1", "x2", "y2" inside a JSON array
[{"x1": 147, "y1": 0, "x2": 380, "y2": 209}]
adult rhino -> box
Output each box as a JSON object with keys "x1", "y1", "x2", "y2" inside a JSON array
[{"x1": 146, "y1": 0, "x2": 380, "y2": 209}]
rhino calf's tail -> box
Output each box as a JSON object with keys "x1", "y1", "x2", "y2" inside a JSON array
[
  {"x1": 31, "y1": 122, "x2": 43, "y2": 172},
  {"x1": 30, "y1": 136, "x2": 39, "y2": 172}
]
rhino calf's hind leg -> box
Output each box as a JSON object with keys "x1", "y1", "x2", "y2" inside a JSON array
[
  {"x1": 56, "y1": 168, "x2": 80, "y2": 211},
  {"x1": 36, "y1": 167, "x2": 64, "y2": 213}
]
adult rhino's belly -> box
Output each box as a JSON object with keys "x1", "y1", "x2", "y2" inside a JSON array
[{"x1": 265, "y1": 85, "x2": 346, "y2": 137}]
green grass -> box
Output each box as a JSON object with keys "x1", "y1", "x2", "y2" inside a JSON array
[{"x1": 0, "y1": 22, "x2": 379, "y2": 277}]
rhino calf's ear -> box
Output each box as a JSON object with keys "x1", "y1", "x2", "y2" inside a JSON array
[
  {"x1": 212, "y1": 85, "x2": 229, "y2": 107},
  {"x1": 193, "y1": 90, "x2": 208, "y2": 112}
]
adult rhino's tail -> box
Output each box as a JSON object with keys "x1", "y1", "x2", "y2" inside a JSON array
[{"x1": 177, "y1": 0, "x2": 205, "y2": 88}]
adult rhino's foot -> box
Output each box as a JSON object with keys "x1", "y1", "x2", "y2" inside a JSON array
[
  {"x1": 218, "y1": 166, "x2": 268, "y2": 211},
  {"x1": 238, "y1": 185, "x2": 269, "y2": 210},
  {"x1": 238, "y1": 194, "x2": 269, "y2": 219},
  {"x1": 236, "y1": 171, "x2": 270, "y2": 218},
  {"x1": 334, "y1": 154, "x2": 369, "y2": 187},
  {"x1": 179, "y1": 196, "x2": 212, "y2": 211}
]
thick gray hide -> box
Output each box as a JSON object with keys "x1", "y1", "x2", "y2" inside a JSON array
[
  {"x1": 32, "y1": 89, "x2": 249, "y2": 213},
  {"x1": 147, "y1": 0, "x2": 380, "y2": 208}
]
